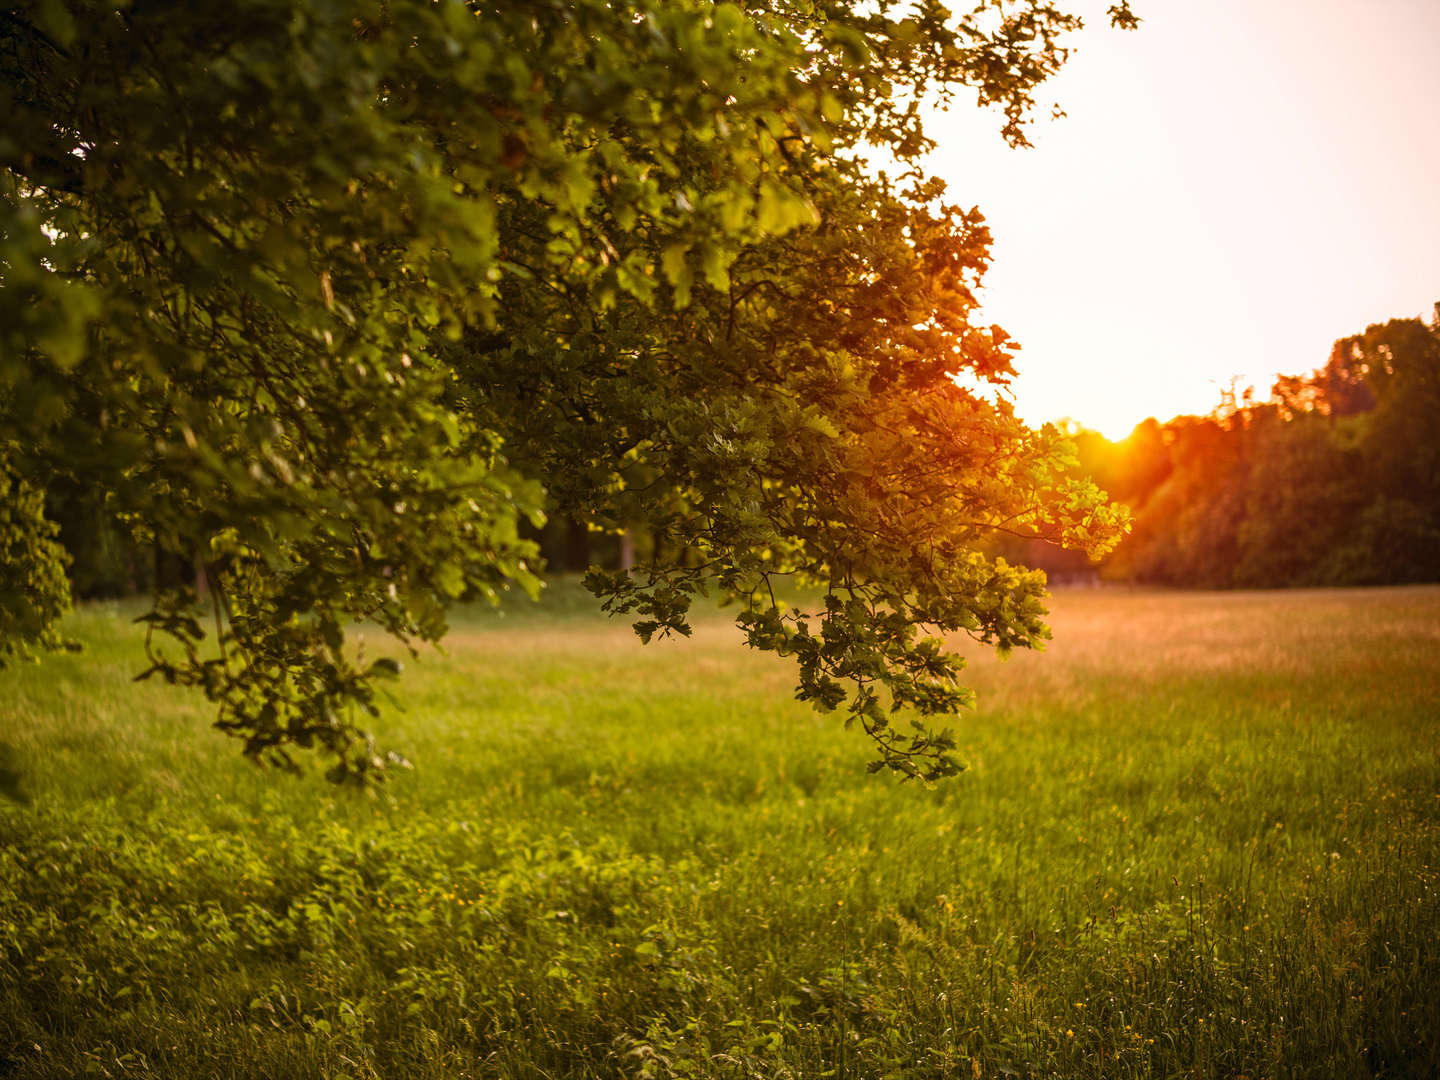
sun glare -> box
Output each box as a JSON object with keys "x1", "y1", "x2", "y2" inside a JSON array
[{"x1": 923, "y1": 0, "x2": 1440, "y2": 443}]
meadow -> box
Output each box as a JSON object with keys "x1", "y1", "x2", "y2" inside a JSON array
[{"x1": 1, "y1": 584, "x2": 1437, "y2": 1079}]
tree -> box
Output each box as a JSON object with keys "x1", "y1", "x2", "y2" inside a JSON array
[
  {"x1": 1, "y1": 0, "x2": 1131, "y2": 781},
  {"x1": 1232, "y1": 407, "x2": 1361, "y2": 587}
]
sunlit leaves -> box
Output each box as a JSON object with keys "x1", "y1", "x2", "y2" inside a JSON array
[{"x1": 1, "y1": 0, "x2": 1133, "y2": 780}]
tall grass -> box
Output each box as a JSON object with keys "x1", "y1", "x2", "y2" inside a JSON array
[{"x1": 1, "y1": 585, "x2": 1437, "y2": 1078}]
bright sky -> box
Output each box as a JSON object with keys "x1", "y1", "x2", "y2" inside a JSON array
[{"x1": 923, "y1": 0, "x2": 1440, "y2": 439}]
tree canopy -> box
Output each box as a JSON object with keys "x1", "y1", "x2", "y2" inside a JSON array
[{"x1": 1, "y1": 0, "x2": 1130, "y2": 781}]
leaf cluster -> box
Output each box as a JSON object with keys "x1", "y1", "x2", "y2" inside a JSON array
[{"x1": 1, "y1": 0, "x2": 1131, "y2": 779}]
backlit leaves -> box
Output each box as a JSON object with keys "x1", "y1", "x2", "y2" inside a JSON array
[{"x1": 2, "y1": 0, "x2": 1132, "y2": 780}]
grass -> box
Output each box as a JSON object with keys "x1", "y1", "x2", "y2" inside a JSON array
[{"x1": 1, "y1": 583, "x2": 1437, "y2": 1078}]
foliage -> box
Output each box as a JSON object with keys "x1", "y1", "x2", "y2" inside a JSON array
[
  {"x1": 1, "y1": 0, "x2": 1132, "y2": 779},
  {"x1": 0, "y1": 454, "x2": 73, "y2": 667},
  {"x1": 2, "y1": 590, "x2": 1438, "y2": 1078},
  {"x1": 1052, "y1": 309, "x2": 1440, "y2": 589}
]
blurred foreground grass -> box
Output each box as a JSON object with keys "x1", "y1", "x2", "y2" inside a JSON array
[{"x1": 1, "y1": 584, "x2": 1437, "y2": 1078}]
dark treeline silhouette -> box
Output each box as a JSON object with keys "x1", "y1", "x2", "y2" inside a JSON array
[{"x1": 998, "y1": 305, "x2": 1440, "y2": 588}]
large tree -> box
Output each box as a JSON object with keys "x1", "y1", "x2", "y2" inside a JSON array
[{"x1": 1, "y1": 0, "x2": 1130, "y2": 780}]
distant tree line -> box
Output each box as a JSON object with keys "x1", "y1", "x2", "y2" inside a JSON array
[{"x1": 995, "y1": 306, "x2": 1440, "y2": 588}]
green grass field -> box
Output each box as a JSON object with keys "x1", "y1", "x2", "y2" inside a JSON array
[{"x1": 2, "y1": 584, "x2": 1437, "y2": 1079}]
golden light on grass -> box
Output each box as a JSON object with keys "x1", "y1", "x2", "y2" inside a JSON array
[{"x1": 2, "y1": 585, "x2": 1436, "y2": 1076}]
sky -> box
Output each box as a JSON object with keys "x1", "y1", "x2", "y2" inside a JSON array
[{"x1": 921, "y1": 0, "x2": 1440, "y2": 439}]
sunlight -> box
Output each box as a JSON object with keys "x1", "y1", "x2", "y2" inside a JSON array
[{"x1": 923, "y1": 0, "x2": 1440, "y2": 439}]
